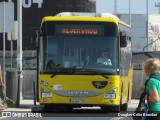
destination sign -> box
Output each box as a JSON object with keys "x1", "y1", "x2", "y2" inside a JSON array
[{"x1": 55, "y1": 24, "x2": 104, "y2": 35}]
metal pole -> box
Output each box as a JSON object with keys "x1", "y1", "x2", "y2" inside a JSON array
[
  {"x1": 33, "y1": 82, "x2": 36, "y2": 106},
  {"x1": 114, "y1": 0, "x2": 118, "y2": 15},
  {"x1": 129, "y1": 0, "x2": 131, "y2": 26},
  {"x1": 146, "y1": 0, "x2": 149, "y2": 51},
  {"x1": 8, "y1": 0, "x2": 13, "y2": 68},
  {"x1": 16, "y1": 0, "x2": 22, "y2": 108},
  {"x1": 3, "y1": 2, "x2": 6, "y2": 94},
  {"x1": 11, "y1": 40, "x2": 13, "y2": 68}
]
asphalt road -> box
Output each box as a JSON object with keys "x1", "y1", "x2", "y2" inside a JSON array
[
  {"x1": 0, "y1": 100, "x2": 138, "y2": 120},
  {"x1": 0, "y1": 111, "x2": 135, "y2": 120}
]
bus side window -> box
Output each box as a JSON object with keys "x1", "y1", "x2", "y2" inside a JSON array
[{"x1": 120, "y1": 31, "x2": 127, "y2": 47}]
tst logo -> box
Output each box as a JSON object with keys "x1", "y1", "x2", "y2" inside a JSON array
[{"x1": 22, "y1": 0, "x2": 43, "y2": 8}]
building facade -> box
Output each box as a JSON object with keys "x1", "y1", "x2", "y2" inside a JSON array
[{"x1": 0, "y1": 0, "x2": 95, "y2": 50}]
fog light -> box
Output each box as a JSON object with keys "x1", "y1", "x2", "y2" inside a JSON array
[
  {"x1": 104, "y1": 94, "x2": 116, "y2": 99},
  {"x1": 42, "y1": 92, "x2": 52, "y2": 98},
  {"x1": 104, "y1": 88, "x2": 116, "y2": 99}
]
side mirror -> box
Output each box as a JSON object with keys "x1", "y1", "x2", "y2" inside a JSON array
[
  {"x1": 35, "y1": 29, "x2": 44, "y2": 45},
  {"x1": 120, "y1": 31, "x2": 127, "y2": 47}
]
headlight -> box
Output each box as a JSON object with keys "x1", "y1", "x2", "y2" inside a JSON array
[
  {"x1": 104, "y1": 94, "x2": 116, "y2": 99},
  {"x1": 42, "y1": 92, "x2": 52, "y2": 98},
  {"x1": 104, "y1": 89, "x2": 116, "y2": 99}
]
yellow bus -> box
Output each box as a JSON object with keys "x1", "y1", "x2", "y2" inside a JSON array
[{"x1": 36, "y1": 12, "x2": 132, "y2": 112}]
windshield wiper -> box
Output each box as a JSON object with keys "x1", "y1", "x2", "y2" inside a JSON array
[
  {"x1": 80, "y1": 69, "x2": 110, "y2": 79},
  {"x1": 99, "y1": 74, "x2": 108, "y2": 79},
  {"x1": 51, "y1": 69, "x2": 64, "y2": 78},
  {"x1": 83, "y1": 56, "x2": 90, "y2": 69},
  {"x1": 91, "y1": 71, "x2": 109, "y2": 79},
  {"x1": 51, "y1": 67, "x2": 76, "y2": 78}
]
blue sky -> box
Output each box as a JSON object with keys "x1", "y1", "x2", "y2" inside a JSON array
[{"x1": 96, "y1": 0, "x2": 160, "y2": 14}]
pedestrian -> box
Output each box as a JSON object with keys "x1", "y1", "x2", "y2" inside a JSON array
[
  {"x1": 140, "y1": 58, "x2": 160, "y2": 120},
  {"x1": 0, "y1": 65, "x2": 15, "y2": 110}
]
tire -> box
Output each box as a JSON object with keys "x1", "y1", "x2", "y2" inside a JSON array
[
  {"x1": 65, "y1": 106, "x2": 73, "y2": 111},
  {"x1": 120, "y1": 103, "x2": 128, "y2": 111},
  {"x1": 44, "y1": 104, "x2": 54, "y2": 112},
  {"x1": 53, "y1": 105, "x2": 73, "y2": 111},
  {"x1": 101, "y1": 106, "x2": 120, "y2": 113}
]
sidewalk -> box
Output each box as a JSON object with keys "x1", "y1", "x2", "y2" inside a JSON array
[
  {"x1": 128, "y1": 99, "x2": 139, "y2": 111},
  {"x1": 1, "y1": 99, "x2": 39, "y2": 111},
  {"x1": 19, "y1": 99, "x2": 39, "y2": 108}
]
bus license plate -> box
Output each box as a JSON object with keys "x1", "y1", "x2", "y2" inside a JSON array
[{"x1": 70, "y1": 98, "x2": 86, "y2": 103}]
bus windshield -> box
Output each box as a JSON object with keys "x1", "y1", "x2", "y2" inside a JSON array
[{"x1": 39, "y1": 22, "x2": 119, "y2": 75}]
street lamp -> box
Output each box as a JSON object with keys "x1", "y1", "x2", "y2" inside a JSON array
[
  {"x1": 114, "y1": 0, "x2": 118, "y2": 15},
  {"x1": 129, "y1": 0, "x2": 131, "y2": 26}
]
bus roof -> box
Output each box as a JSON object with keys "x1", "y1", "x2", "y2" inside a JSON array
[{"x1": 41, "y1": 12, "x2": 131, "y2": 28}]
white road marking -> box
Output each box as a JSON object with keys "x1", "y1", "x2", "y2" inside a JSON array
[{"x1": 111, "y1": 117, "x2": 124, "y2": 120}]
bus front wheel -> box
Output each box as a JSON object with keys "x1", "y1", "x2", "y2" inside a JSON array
[
  {"x1": 43, "y1": 104, "x2": 54, "y2": 112},
  {"x1": 120, "y1": 103, "x2": 128, "y2": 111},
  {"x1": 101, "y1": 106, "x2": 120, "y2": 112}
]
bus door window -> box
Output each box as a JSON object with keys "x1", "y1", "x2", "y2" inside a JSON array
[
  {"x1": 45, "y1": 40, "x2": 58, "y2": 71},
  {"x1": 39, "y1": 37, "x2": 45, "y2": 73},
  {"x1": 46, "y1": 59, "x2": 55, "y2": 71}
]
